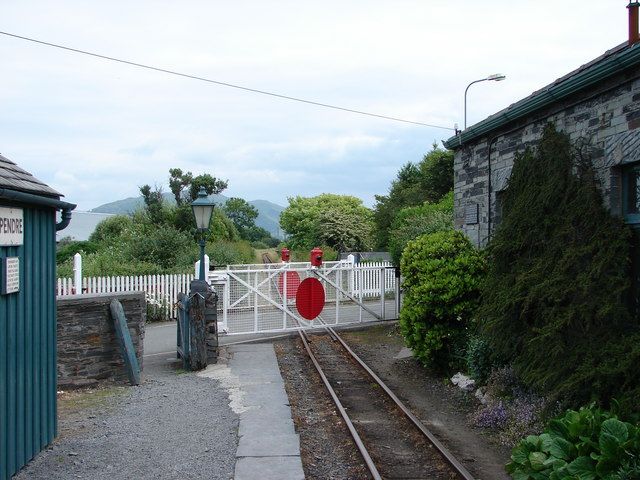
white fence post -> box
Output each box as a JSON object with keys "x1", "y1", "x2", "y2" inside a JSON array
[{"x1": 73, "y1": 253, "x2": 82, "y2": 295}]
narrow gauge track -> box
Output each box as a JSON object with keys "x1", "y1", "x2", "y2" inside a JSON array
[{"x1": 297, "y1": 325, "x2": 475, "y2": 480}]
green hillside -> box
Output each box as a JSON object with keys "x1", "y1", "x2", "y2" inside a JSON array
[{"x1": 90, "y1": 193, "x2": 284, "y2": 238}]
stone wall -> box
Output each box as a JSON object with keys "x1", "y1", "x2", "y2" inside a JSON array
[
  {"x1": 57, "y1": 292, "x2": 145, "y2": 388},
  {"x1": 454, "y1": 64, "x2": 640, "y2": 247}
]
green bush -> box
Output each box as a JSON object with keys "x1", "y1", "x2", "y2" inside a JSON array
[
  {"x1": 479, "y1": 124, "x2": 636, "y2": 411},
  {"x1": 56, "y1": 240, "x2": 99, "y2": 264},
  {"x1": 388, "y1": 191, "x2": 453, "y2": 266},
  {"x1": 207, "y1": 240, "x2": 255, "y2": 266},
  {"x1": 465, "y1": 334, "x2": 496, "y2": 384},
  {"x1": 507, "y1": 404, "x2": 640, "y2": 479},
  {"x1": 89, "y1": 215, "x2": 135, "y2": 243},
  {"x1": 399, "y1": 230, "x2": 485, "y2": 370}
]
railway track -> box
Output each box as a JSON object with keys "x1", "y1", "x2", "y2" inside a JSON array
[{"x1": 296, "y1": 324, "x2": 475, "y2": 480}]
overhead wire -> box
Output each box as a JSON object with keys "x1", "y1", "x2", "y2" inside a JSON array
[{"x1": 0, "y1": 30, "x2": 454, "y2": 131}]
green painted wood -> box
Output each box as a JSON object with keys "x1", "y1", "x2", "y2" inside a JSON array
[
  {"x1": 109, "y1": 299, "x2": 141, "y2": 386},
  {"x1": 0, "y1": 204, "x2": 57, "y2": 480}
]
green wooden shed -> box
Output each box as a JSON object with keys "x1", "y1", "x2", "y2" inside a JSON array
[{"x1": 0, "y1": 154, "x2": 75, "y2": 480}]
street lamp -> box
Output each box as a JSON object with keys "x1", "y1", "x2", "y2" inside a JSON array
[
  {"x1": 191, "y1": 187, "x2": 215, "y2": 281},
  {"x1": 464, "y1": 74, "x2": 506, "y2": 129}
]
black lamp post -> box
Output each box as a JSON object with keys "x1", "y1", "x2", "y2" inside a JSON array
[{"x1": 191, "y1": 187, "x2": 215, "y2": 281}]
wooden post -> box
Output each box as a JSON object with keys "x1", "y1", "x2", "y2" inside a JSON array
[{"x1": 109, "y1": 299, "x2": 141, "y2": 385}]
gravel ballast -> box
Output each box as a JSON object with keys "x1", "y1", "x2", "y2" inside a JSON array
[{"x1": 14, "y1": 354, "x2": 239, "y2": 480}]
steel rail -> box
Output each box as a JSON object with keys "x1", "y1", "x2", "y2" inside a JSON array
[
  {"x1": 296, "y1": 328, "x2": 383, "y2": 480},
  {"x1": 320, "y1": 324, "x2": 476, "y2": 480}
]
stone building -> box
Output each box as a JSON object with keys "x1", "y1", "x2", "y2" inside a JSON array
[{"x1": 444, "y1": 4, "x2": 640, "y2": 250}]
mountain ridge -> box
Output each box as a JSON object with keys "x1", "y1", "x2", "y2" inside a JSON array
[{"x1": 90, "y1": 193, "x2": 284, "y2": 238}]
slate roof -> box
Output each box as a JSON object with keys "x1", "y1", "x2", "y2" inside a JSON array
[
  {"x1": 444, "y1": 41, "x2": 640, "y2": 149},
  {"x1": 0, "y1": 153, "x2": 62, "y2": 198}
]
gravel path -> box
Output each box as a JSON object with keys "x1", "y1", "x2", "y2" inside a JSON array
[{"x1": 15, "y1": 354, "x2": 238, "y2": 480}]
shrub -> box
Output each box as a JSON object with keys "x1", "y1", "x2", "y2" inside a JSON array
[
  {"x1": 89, "y1": 215, "x2": 135, "y2": 243},
  {"x1": 399, "y1": 230, "x2": 485, "y2": 370},
  {"x1": 56, "y1": 240, "x2": 99, "y2": 264},
  {"x1": 506, "y1": 404, "x2": 640, "y2": 479},
  {"x1": 479, "y1": 124, "x2": 636, "y2": 411},
  {"x1": 465, "y1": 334, "x2": 495, "y2": 384},
  {"x1": 208, "y1": 240, "x2": 255, "y2": 267}
]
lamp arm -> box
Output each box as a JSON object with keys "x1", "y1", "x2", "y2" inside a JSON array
[{"x1": 464, "y1": 78, "x2": 490, "y2": 130}]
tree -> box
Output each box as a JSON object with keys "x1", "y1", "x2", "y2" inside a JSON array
[
  {"x1": 168, "y1": 168, "x2": 228, "y2": 206},
  {"x1": 373, "y1": 144, "x2": 453, "y2": 249},
  {"x1": 280, "y1": 194, "x2": 374, "y2": 251},
  {"x1": 223, "y1": 197, "x2": 259, "y2": 233},
  {"x1": 388, "y1": 192, "x2": 453, "y2": 265},
  {"x1": 139, "y1": 184, "x2": 166, "y2": 224},
  {"x1": 479, "y1": 124, "x2": 636, "y2": 410},
  {"x1": 418, "y1": 143, "x2": 454, "y2": 203}
]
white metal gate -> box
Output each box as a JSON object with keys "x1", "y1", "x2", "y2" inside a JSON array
[{"x1": 210, "y1": 260, "x2": 398, "y2": 335}]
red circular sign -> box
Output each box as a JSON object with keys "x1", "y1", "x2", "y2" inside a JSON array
[
  {"x1": 296, "y1": 278, "x2": 325, "y2": 320},
  {"x1": 278, "y1": 271, "x2": 301, "y2": 299}
]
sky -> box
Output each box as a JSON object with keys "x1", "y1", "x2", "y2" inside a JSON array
[{"x1": 0, "y1": 1, "x2": 629, "y2": 210}]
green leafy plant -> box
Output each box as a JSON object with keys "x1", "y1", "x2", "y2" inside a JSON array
[
  {"x1": 507, "y1": 405, "x2": 640, "y2": 479},
  {"x1": 465, "y1": 334, "x2": 496, "y2": 384},
  {"x1": 399, "y1": 230, "x2": 485, "y2": 370},
  {"x1": 388, "y1": 191, "x2": 453, "y2": 266}
]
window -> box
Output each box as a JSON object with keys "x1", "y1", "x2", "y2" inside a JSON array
[{"x1": 623, "y1": 163, "x2": 640, "y2": 224}]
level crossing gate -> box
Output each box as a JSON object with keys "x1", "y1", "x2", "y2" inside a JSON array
[{"x1": 209, "y1": 260, "x2": 399, "y2": 335}]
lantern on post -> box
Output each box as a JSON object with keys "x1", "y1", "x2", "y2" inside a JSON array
[{"x1": 191, "y1": 187, "x2": 215, "y2": 281}]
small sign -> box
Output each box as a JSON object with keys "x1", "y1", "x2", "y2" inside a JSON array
[
  {"x1": 1, "y1": 257, "x2": 20, "y2": 295},
  {"x1": 296, "y1": 277, "x2": 325, "y2": 320},
  {"x1": 465, "y1": 204, "x2": 479, "y2": 225},
  {"x1": 0, "y1": 207, "x2": 24, "y2": 246}
]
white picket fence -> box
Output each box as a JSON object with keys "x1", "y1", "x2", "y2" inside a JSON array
[
  {"x1": 56, "y1": 259, "x2": 395, "y2": 321},
  {"x1": 57, "y1": 273, "x2": 194, "y2": 319}
]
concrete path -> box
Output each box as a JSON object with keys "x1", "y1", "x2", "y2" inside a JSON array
[{"x1": 199, "y1": 343, "x2": 305, "y2": 480}]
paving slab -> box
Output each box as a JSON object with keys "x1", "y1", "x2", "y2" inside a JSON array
[
  {"x1": 227, "y1": 343, "x2": 304, "y2": 479},
  {"x1": 235, "y1": 457, "x2": 305, "y2": 480}
]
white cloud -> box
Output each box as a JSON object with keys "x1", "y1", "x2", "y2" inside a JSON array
[{"x1": 0, "y1": 0, "x2": 629, "y2": 209}]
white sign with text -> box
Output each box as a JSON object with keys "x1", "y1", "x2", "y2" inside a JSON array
[
  {"x1": 0, "y1": 207, "x2": 24, "y2": 246},
  {"x1": 2, "y1": 257, "x2": 19, "y2": 294}
]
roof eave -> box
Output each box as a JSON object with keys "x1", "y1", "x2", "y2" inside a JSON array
[{"x1": 444, "y1": 44, "x2": 640, "y2": 150}]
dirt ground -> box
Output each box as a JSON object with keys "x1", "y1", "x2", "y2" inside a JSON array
[{"x1": 275, "y1": 323, "x2": 511, "y2": 480}]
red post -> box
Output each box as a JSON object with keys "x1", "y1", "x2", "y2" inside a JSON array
[{"x1": 310, "y1": 247, "x2": 323, "y2": 267}]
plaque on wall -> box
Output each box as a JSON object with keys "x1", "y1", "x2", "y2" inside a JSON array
[
  {"x1": 465, "y1": 204, "x2": 479, "y2": 225},
  {"x1": 1, "y1": 257, "x2": 20, "y2": 295}
]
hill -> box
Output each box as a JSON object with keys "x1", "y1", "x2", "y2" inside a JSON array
[{"x1": 90, "y1": 193, "x2": 285, "y2": 238}]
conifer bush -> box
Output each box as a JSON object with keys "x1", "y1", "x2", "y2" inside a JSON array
[
  {"x1": 479, "y1": 124, "x2": 638, "y2": 412},
  {"x1": 399, "y1": 230, "x2": 486, "y2": 370}
]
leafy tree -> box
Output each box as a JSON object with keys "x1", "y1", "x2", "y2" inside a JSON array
[
  {"x1": 317, "y1": 206, "x2": 373, "y2": 252},
  {"x1": 418, "y1": 144, "x2": 454, "y2": 203},
  {"x1": 139, "y1": 184, "x2": 166, "y2": 224},
  {"x1": 189, "y1": 173, "x2": 227, "y2": 201},
  {"x1": 169, "y1": 168, "x2": 193, "y2": 206},
  {"x1": 168, "y1": 168, "x2": 227, "y2": 205},
  {"x1": 280, "y1": 194, "x2": 374, "y2": 251},
  {"x1": 89, "y1": 215, "x2": 135, "y2": 243},
  {"x1": 479, "y1": 124, "x2": 636, "y2": 411},
  {"x1": 373, "y1": 144, "x2": 453, "y2": 249},
  {"x1": 373, "y1": 162, "x2": 422, "y2": 249},
  {"x1": 388, "y1": 191, "x2": 454, "y2": 265},
  {"x1": 223, "y1": 197, "x2": 259, "y2": 233}
]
